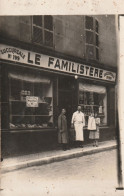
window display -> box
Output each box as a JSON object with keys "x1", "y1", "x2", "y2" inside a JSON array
[
  {"x1": 79, "y1": 83, "x2": 107, "y2": 125},
  {"x1": 9, "y1": 72, "x2": 53, "y2": 129}
]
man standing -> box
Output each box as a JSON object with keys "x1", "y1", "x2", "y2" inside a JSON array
[
  {"x1": 58, "y1": 109, "x2": 69, "y2": 151},
  {"x1": 71, "y1": 106, "x2": 85, "y2": 148}
]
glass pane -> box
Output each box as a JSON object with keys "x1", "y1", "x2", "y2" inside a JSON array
[
  {"x1": 96, "y1": 34, "x2": 99, "y2": 46},
  {"x1": 21, "y1": 81, "x2": 33, "y2": 101},
  {"x1": 33, "y1": 16, "x2": 42, "y2": 27},
  {"x1": 86, "y1": 45, "x2": 94, "y2": 59},
  {"x1": 11, "y1": 101, "x2": 26, "y2": 115},
  {"x1": 86, "y1": 31, "x2": 94, "y2": 44},
  {"x1": 96, "y1": 20, "x2": 99, "y2": 33},
  {"x1": 44, "y1": 30, "x2": 53, "y2": 47},
  {"x1": 44, "y1": 15, "x2": 53, "y2": 30},
  {"x1": 9, "y1": 76, "x2": 53, "y2": 129},
  {"x1": 10, "y1": 78, "x2": 22, "y2": 100},
  {"x1": 96, "y1": 48, "x2": 99, "y2": 60},
  {"x1": 33, "y1": 26, "x2": 43, "y2": 44},
  {"x1": 85, "y1": 16, "x2": 93, "y2": 30}
]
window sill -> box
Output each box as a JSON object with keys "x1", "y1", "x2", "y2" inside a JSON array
[
  {"x1": 83, "y1": 125, "x2": 109, "y2": 130},
  {"x1": 2, "y1": 128, "x2": 57, "y2": 133}
]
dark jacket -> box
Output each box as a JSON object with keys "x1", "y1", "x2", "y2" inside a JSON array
[{"x1": 58, "y1": 114, "x2": 68, "y2": 143}]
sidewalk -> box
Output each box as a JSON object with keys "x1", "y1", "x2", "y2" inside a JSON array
[{"x1": 1, "y1": 140, "x2": 117, "y2": 174}]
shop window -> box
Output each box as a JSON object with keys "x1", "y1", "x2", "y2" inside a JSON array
[
  {"x1": 85, "y1": 16, "x2": 99, "y2": 60},
  {"x1": 78, "y1": 83, "x2": 107, "y2": 126},
  {"x1": 32, "y1": 15, "x2": 53, "y2": 47},
  {"x1": 9, "y1": 72, "x2": 53, "y2": 129}
]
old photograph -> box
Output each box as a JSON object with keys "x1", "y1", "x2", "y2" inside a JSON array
[{"x1": 0, "y1": 14, "x2": 123, "y2": 195}]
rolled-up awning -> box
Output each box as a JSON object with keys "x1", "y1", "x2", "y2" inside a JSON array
[
  {"x1": 9, "y1": 72, "x2": 51, "y2": 84},
  {"x1": 79, "y1": 83, "x2": 106, "y2": 94}
]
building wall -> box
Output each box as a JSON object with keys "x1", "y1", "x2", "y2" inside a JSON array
[
  {"x1": 0, "y1": 15, "x2": 118, "y2": 68},
  {"x1": 0, "y1": 15, "x2": 118, "y2": 157},
  {"x1": 96, "y1": 15, "x2": 118, "y2": 68},
  {"x1": 54, "y1": 15, "x2": 85, "y2": 58}
]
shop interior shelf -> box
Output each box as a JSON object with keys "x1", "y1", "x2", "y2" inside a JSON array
[
  {"x1": 9, "y1": 100, "x2": 49, "y2": 104},
  {"x1": 79, "y1": 104, "x2": 103, "y2": 107},
  {"x1": 85, "y1": 114, "x2": 105, "y2": 116},
  {"x1": 10, "y1": 115, "x2": 53, "y2": 116}
]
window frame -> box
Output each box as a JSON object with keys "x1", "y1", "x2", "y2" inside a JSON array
[
  {"x1": 32, "y1": 15, "x2": 54, "y2": 48},
  {"x1": 85, "y1": 16, "x2": 100, "y2": 61},
  {"x1": 9, "y1": 73, "x2": 54, "y2": 130},
  {"x1": 78, "y1": 82, "x2": 108, "y2": 126}
]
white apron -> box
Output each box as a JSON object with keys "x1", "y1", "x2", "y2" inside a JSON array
[{"x1": 74, "y1": 123, "x2": 84, "y2": 141}]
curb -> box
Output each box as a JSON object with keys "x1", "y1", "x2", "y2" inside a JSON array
[{"x1": 1, "y1": 144, "x2": 117, "y2": 174}]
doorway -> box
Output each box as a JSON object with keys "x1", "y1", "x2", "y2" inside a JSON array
[{"x1": 58, "y1": 76, "x2": 76, "y2": 128}]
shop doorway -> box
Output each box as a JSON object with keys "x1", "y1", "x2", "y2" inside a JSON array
[
  {"x1": 58, "y1": 76, "x2": 76, "y2": 128},
  {"x1": 58, "y1": 90, "x2": 73, "y2": 128}
]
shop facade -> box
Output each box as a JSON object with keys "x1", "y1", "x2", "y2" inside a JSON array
[{"x1": 0, "y1": 44, "x2": 117, "y2": 157}]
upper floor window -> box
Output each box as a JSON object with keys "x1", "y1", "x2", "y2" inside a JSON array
[
  {"x1": 32, "y1": 15, "x2": 53, "y2": 47},
  {"x1": 85, "y1": 16, "x2": 99, "y2": 60}
]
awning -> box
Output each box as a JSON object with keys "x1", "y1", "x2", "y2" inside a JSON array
[
  {"x1": 9, "y1": 72, "x2": 51, "y2": 84},
  {"x1": 79, "y1": 83, "x2": 106, "y2": 94}
]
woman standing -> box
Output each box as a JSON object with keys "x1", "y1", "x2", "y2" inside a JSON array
[
  {"x1": 58, "y1": 108, "x2": 69, "y2": 150},
  {"x1": 88, "y1": 113, "x2": 100, "y2": 147}
]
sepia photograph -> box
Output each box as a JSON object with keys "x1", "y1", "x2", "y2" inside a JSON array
[{"x1": 0, "y1": 11, "x2": 124, "y2": 196}]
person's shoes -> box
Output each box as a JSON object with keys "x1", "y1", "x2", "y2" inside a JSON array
[
  {"x1": 79, "y1": 145, "x2": 83, "y2": 148},
  {"x1": 96, "y1": 145, "x2": 99, "y2": 147}
]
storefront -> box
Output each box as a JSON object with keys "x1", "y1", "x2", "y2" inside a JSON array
[{"x1": 0, "y1": 44, "x2": 117, "y2": 157}]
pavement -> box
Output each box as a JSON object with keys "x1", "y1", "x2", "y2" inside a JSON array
[{"x1": 1, "y1": 140, "x2": 117, "y2": 174}]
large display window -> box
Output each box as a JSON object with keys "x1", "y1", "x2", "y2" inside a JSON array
[
  {"x1": 79, "y1": 83, "x2": 107, "y2": 126},
  {"x1": 9, "y1": 72, "x2": 53, "y2": 129}
]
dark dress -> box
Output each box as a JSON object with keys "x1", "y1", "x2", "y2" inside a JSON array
[{"x1": 58, "y1": 114, "x2": 68, "y2": 144}]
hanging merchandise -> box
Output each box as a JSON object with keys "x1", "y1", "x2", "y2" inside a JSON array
[{"x1": 99, "y1": 106, "x2": 103, "y2": 113}]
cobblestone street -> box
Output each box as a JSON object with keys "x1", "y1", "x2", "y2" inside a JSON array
[{"x1": 1, "y1": 149, "x2": 124, "y2": 196}]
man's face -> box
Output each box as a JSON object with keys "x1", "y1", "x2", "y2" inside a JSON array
[
  {"x1": 77, "y1": 106, "x2": 81, "y2": 112},
  {"x1": 62, "y1": 109, "x2": 66, "y2": 114}
]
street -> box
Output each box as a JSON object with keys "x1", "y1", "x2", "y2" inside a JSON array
[{"x1": 1, "y1": 149, "x2": 123, "y2": 196}]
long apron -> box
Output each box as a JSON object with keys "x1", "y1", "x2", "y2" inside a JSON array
[{"x1": 74, "y1": 123, "x2": 84, "y2": 141}]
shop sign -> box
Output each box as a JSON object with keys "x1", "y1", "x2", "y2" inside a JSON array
[
  {"x1": 26, "y1": 96, "x2": 39, "y2": 107},
  {"x1": 0, "y1": 44, "x2": 116, "y2": 82}
]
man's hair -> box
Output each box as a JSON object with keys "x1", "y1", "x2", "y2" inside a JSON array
[{"x1": 62, "y1": 108, "x2": 66, "y2": 111}]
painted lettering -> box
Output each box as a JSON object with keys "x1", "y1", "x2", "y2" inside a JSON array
[
  {"x1": 86, "y1": 66, "x2": 89, "y2": 75},
  {"x1": 99, "y1": 70, "x2": 103, "y2": 78},
  {"x1": 89, "y1": 67, "x2": 94, "y2": 76},
  {"x1": 35, "y1": 54, "x2": 41, "y2": 65},
  {"x1": 54, "y1": 59, "x2": 60, "y2": 69},
  {"x1": 94, "y1": 68, "x2": 98, "y2": 77},
  {"x1": 72, "y1": 63, "x2": 76, "y2": 73},
  {"x1": 80, "y1": 65, "x2": 84, "y2": 74},
  {"x1": 28, "y1": 52, "x2": 33, "y2": 64},
  {"x1": 61, "y1": 60, "x2": 68, "y2": 70},
  {"x1": 48, "y1": 57, "x2": 54, "y2": 67}
]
